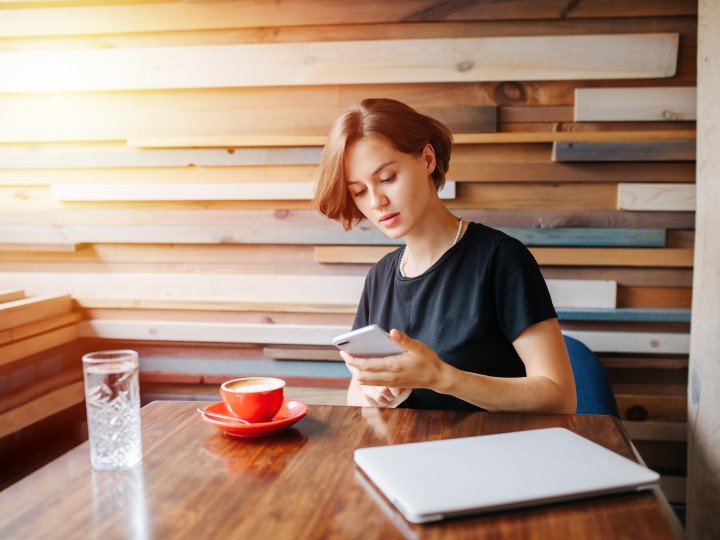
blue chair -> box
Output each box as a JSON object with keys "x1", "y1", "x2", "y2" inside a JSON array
[{"x1": 563, "y1": 335, "x2": 620, "y2": 418}]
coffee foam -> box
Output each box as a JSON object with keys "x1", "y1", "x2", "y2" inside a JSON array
[{"x1": 225, "y1": 378, "x2": 283, "y2": 393}]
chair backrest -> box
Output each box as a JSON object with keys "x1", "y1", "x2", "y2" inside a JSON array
[{"x1": 563, "y1": 334, "x2": 620, "y2": 418}]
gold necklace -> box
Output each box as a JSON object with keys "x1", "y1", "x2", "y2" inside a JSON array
[{"x1": 399, "y1": 217, "x2": 463, "y2": 278}]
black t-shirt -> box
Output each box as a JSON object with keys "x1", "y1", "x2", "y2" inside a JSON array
[{"x1": 352, "y1": 221, "x2": 557, "y2": 410}]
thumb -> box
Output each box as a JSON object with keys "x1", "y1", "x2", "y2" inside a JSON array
[{"x1": 389, "y1": 328, "x2": 418, "y2": 352}]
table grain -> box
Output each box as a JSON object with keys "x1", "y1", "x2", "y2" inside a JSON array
[{"x1": 0, "y1": 402, "x2": 684, "y2": 539}]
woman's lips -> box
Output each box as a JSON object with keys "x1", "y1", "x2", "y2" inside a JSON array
[{"x1": 379, "y1": 213, "x2": 399, "y2": 227}]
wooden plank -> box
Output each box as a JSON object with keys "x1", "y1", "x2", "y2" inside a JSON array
[
  {"x1": 0, "y1": 311, "x2": 82, "y2": 347},
  {"x1": 130, "y1": 130, "x2": 696, "y2": 149},
  {"x1": 458, "y1": 183, "x2": 617, "y2": 210},
  {"x1": 0, "y1": 272, "x2": 617, "y2": 310},
  {"x1": 0, "y1": 381, "x2": 84, "y2": 439},
  {"x1": 498, "y1": 106, "x2": 573, "y2": 123},
  {"x1": 79, "y1": 320, "x2": 348, "y2": 346},
  {"x1": 623, "y1": 421, "x2": 688, "y2": 442},
  {"x1": 314, "y1": 245, "x2": 694, "y2": 268},
  {"x1": 0, "y1": 162, "x2": 695, "y2": 185},
  {"x1": 0, "y1": 34, "x2": 679, "y2": 93},
  {"x1": 263, "y1": 346, "x2": 341, "y2": 362},
  {"x1": 575, "y1": 87, "x2": 696, "y2": 121},
  {"x1": 562, "y1": 330, "x2": 689, "y2": 354},
  {"x1": 618, "y1": 183, "x2": 696, "y2": 211},
  {"x1": 0, "y1": 1, "x2": 697, "y2": 38},
  {"x1": 49, "y1": 182, "x2": 455, "y2": 201},
  {"x1": 601, "y1": 356, "x2": 689, "y2": 370},
  {"x1": 78, "y1": 320, "x2": 688, "y2": 355},
  {"x1": 416, "y1": 106, "x2": 496, "y2": 133},
  {"x1": 0, "y1": 290, "x2": 25, "y2": 304},
  {"x1": 557, "y1": 308, "x2": 691, "y2": 323},
  {"x1": 0, "y1": 165, "x2": 319, "y2": 186},
  {"x1": 0, "y1": 295, "x2": 72, "y2": 332},
  {"x1": 0, "y1": 224, "x2": 666, "y2": 247},
  {"x1": 0, "y1": 106, "x2": 492, "y2": 153},
  {"x1": 0, "y1": 146, "x2": 324, "y2": 169},
  {"x1": 533, "y1": 247, "x2": 694, "y2": 268},
  {"x1": 553, "y1": 140, "x2": 696, "y2": 162},
  {"x1": 616, "y1": 394, "x2": 687, "y2": 423},
  {"x1": 618, "y1": 286, "x2": 692, "y2": 309},
  {"x1": 0, "y1": 273, "x2": 366, "y2": 308},
  {"x1": 0, "y1": 243, "x2": 76, "y2": 252},
  {"x1": 0, "y1": 81, "x2": 697, "y2": 143},
  {"x1": 0, "y1": 325, "x2": 79, "y2": 368},
  {"x1": 688, "y1": 2, "x2": 720, "y2": 536},
  {"x1": 0, "y1": 362, "x2": 83, "y2": 415},
  {"x1": 0, "y1": 208, "x2": 695, "y2": 230},
  {"x1": 542, "y1": 268, "x2": 693, "y2": 288}
]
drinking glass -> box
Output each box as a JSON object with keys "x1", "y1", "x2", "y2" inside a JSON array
[{"x1": 82, "y1": 350, "x2": 142, "y2": 470}]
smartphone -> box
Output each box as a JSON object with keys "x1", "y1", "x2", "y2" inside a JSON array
[{"x1": 332, "y1": 324, "x2": 404, "y2": 358}]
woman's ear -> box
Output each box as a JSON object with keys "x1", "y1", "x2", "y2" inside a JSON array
[{"x1": 423, "y1": 143, "x2": 437, "y2": 175}]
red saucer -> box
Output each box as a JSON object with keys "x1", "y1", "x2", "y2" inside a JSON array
[{"x1": 201, "y1": 398, "x2": 308, "y2": 438}]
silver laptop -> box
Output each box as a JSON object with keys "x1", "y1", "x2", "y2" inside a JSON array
[{"x1": 354, "y1": 427, "x2": 659, "y2": 523}]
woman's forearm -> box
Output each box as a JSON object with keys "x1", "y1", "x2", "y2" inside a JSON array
[{"x1": 434, "y1": 364, "x2": 576, "y2": 414}]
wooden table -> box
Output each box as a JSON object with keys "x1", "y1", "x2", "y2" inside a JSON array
[{"x1": 0, "y1": 402, "x2": 684, "y2": 539}]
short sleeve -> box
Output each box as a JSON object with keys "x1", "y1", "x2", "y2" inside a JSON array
[
  {"x1": 352, "y1": 274, "x2": 371, "y2": 330},
  {"x1": 489, "y1": 238, "x2": 557, "y2": 342}
]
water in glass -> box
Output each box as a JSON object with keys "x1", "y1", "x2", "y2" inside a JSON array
[{"x1": 83, "y1": 350, "x2": 142, "y2": 470}]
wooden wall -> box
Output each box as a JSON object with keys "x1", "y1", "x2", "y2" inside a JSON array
[
  {"x1": 687, "y1": 0, "x2": 720, "y2": 537},
  {"x1": 0, "y1": 0, "x2": 696, "y2": 501}
]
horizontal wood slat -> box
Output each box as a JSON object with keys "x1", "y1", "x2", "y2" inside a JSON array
[
  {"x1": 557, "y1": 308, "x2": 691, "y2": 323},
  {"x1": 0, "y1": 312, "x2": 82, "y2": 347},
  {"x1": 0, "y1": 295, "x2": 72, "y2": 332},
  {"x1": 129, "y1": 130, "x2": 696, "y2": 149},
  {"x1": 77, "y1": 320, "x2": 688, "y2": 354},
  {"x1": 0, "y1": 243, "x2": 77, "y2": 253},
  {"x1": 552, "y1": 140, "x2": 696, "y2": 162},
  {"x1": 0, "y1": 290, "x2": 25, "y2": 303},
  {"x1": 314, "y1": 246, "x2": 695, "y2": 268},
  {"x1": 575, "y1": 86, "x2": 697, "y2": 121},
  {"x1": 263, "y1": 346, "x2": 341, "y2": 362},
  {"x1": 562, "y1": 330, "x2": 689, "y2": 354},
  {"x1": 0, "y1": 381, "x2": 84, "y2": 439},
  {"x1": 48, "y1": 182, "x2": 455, "y2": 201},
  {"x1": 0, "y1": 272, "x2": 617, "y2": 310},
  {"x1": 0, "y1": 324, "x2": 80, "y2": 368},
  {"x1": 0, "y1": 224, "x2": 666, "y2": 247},
  {"x1": 0, "y1": 209, "x2": 694, "y2": 230},
  {"x1": 0, "y1": 34, "x2": 679, "y2": 93},
  {"x1": 618, "y1": 183, "x2": 696, "y2": 211},
  {"x1": 0, "y1": 147, "x2": 324, "y2": 169},
  {"x1": 0, "y1": 162, "x2": 695, "y2": 185},
  {"x1": 0, "y1": 1, "x2": 697, "y2": 38}
]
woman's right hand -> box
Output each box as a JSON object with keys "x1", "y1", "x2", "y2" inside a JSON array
[
  {"x1": 342, "y1": 351, "x2": 411, "y2": 408},
  {"x1": 360, "y1": 384, "x2": 411, "y2": 408}
]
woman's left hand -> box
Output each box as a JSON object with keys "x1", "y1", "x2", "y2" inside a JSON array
[{"x1": 342, "y1": 329, "x2": 449, "y2": 391}]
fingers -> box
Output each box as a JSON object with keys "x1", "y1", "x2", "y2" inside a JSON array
[{"x1": 362, "y1": 385, "x2": 408, "y2": 408}]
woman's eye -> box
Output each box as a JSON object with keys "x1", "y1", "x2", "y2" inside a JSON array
[
  {"x1": 380, "y1": 174, "x2": 396, "y2": 183},
  {"x1": 352, "y1": 188, "x2": 367, "y2": 197}
]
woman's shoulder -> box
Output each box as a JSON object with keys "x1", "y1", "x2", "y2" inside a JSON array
[
  {"x1": 464, "y1": 222, "x2": 522, "y2": 250},
  {"x1": 366, "y1": 245, "x2": 404, "y2": 280}
]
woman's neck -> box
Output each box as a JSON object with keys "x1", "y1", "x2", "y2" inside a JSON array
[{"x1": 401, "y1": 209, "x2": 465, "y2": 277}]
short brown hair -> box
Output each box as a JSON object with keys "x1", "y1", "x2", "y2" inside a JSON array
[{"x1": 313, "y1": 98, "x2": 453, "y2": 230}]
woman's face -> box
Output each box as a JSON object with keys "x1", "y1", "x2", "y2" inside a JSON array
[{"x1": 344, "y1": 136, "x2": 436, "y2": 239}]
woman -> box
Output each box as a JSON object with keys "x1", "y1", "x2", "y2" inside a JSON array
[{"x1": 313, "y1": 98, "x2": 576, "y2": 413}]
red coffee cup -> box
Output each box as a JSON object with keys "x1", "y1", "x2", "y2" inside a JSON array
[{"x1": 220, "y1": 377, "x2": 285, "y2": 423}]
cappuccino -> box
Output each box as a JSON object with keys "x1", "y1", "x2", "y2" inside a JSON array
[
  {"x1": 220, "y1": 377, "x2": 286, "y2": 422},
  {"x1": 226, "y1": 378, "x2": 284, "y2": 393}
]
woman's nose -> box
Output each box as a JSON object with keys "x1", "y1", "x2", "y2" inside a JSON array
[{"x1": 369, "y1": 188, "x2": 387, "y2": 210}]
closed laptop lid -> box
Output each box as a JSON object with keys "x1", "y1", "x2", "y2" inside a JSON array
[{"x1": 354, "y1": 427, "x2": 659, "y2": 524}]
